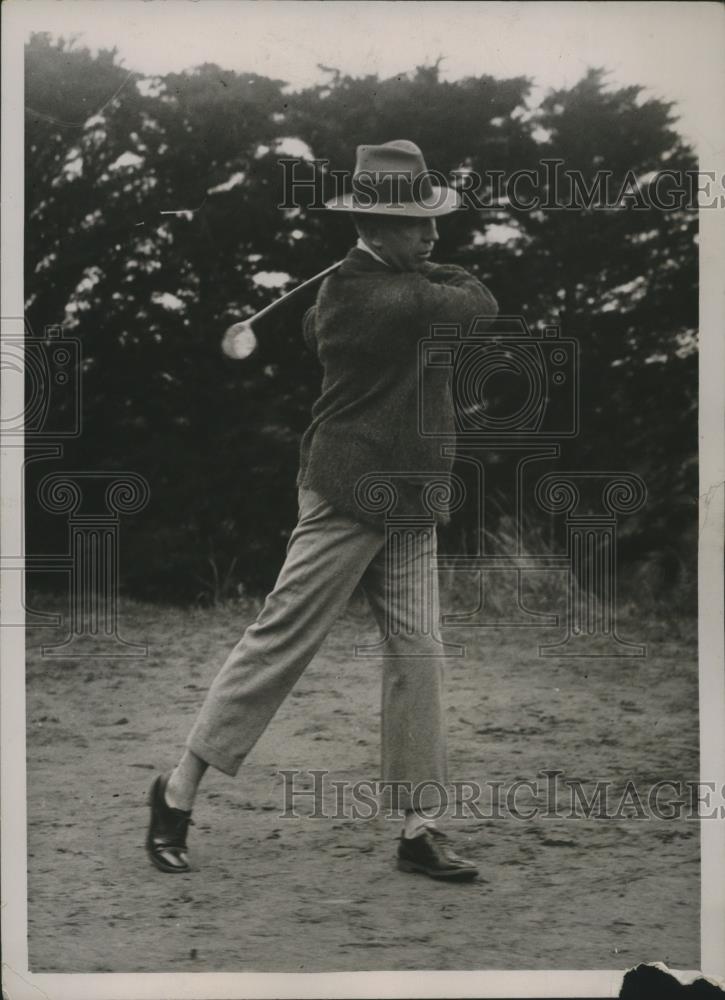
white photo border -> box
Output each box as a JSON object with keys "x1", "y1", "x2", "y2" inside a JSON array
[{"x1": 2, "y1": 2, "x2": 723, "y2": 997}]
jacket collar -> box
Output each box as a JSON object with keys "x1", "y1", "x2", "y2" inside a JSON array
[
  {"x1": 340, "y1": 245, "x2": 393, "y2": 276},
  {"x1": 355, "y1": 237, "x2": 389, "y2": 267}
]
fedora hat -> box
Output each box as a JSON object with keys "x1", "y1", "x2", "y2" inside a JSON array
[{"x1": 324, "y1": 140, "x2": 460, "y2": 217}]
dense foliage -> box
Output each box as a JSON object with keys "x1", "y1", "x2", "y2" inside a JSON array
[{"x1": 25, "y1": 34, "x2": 698, "y2": 603}]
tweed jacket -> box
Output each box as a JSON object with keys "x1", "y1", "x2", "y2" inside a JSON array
[{"x1": 297, "y1": 247, "x2": 498, "y2": 525}]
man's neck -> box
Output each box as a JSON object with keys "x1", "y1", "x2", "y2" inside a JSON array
[{"x1": 356, "y1": 237, "x2": 389, "y2": 268}]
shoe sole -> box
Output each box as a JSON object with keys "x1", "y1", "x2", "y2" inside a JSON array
[
  {"x1": 146, "y1": 844, "x2": 190, "y2": 874},
  {"x1": 397, "y1": 858, "x2": 479, "y2": 881}
]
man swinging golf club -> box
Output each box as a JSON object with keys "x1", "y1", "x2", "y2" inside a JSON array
[{"x1": 146, "y1": 139, "x2": 498, "y2": 880}]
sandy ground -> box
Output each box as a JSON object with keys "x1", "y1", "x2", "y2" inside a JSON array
[{"x1": 25, "y1": 595, "x2": 699, "y2": 973}]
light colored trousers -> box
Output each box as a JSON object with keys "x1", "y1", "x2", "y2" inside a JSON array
[{"x1": 187, "y1": 487, "x2": 448, "y2": 810}]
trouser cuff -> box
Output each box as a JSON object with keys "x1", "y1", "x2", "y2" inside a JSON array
[{"x1": 186, "y1": 735, "x2": 243, "y2": 777}]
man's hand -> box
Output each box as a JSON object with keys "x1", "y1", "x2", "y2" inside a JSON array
[{"x1": 422, "y1": 262, "x2": 473, "y2": 285}]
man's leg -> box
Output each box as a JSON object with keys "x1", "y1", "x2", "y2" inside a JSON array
[
  {"x1": 360, "y1": 524, "x2": 448, "y2": 810},
  {"x1": 147, "y1": 488, "x2": 385, "y2": 872},
  {"x1": 166, "y1": 749, "x2": 207, "y2": 810},
  {"x1": 361, "y1": 524, "x2": 478, "y2": 880}
]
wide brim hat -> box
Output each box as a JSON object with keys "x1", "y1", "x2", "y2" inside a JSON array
[{"x1": 324, "y1": 139, "x2": 460, "y2": 217}]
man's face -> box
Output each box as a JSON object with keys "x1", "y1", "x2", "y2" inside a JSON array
[{"x1": 366, "y1": 216, "x2": 439, "y2": 272}]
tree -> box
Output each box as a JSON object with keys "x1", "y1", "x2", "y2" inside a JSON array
[{"x1": 24, "y1": 39, "x2": 698, "y2": 603}]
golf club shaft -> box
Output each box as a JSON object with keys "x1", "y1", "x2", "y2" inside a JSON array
[{"x1": 249, "y1": 259, "x2": 344, "y2": 328}]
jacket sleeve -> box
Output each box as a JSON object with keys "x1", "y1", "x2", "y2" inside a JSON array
[
  {"x1": 315, "y1": 263, "x2": 498, "y2": 355},
  {"x1": 418, "y1": 262, "x2": 498, "y2": 323},
  {"x1": 385, "y1": 263, "x2": 498, "y2": 331}
]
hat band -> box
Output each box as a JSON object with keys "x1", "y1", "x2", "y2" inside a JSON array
[{"x1": 351, "y1": 169, "x2": 437, "y2": 210}]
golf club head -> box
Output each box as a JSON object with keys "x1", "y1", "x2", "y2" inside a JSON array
[{"x1": 222, "y1": 320, "x2": 257, "y2": 360}]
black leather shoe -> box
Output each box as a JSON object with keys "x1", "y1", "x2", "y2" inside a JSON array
[
  {"x1": 146, "y1": 774, "x2": 192, "y2": 873},
  {"x1": 397, "y1": 828, "x2": 479, "y2": 881}
]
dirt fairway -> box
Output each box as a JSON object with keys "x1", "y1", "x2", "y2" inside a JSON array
[{"x1": 25, "y1": 596, "x2": 699, "y2": 973}]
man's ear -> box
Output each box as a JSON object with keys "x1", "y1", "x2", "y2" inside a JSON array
[{"x1": 366, "y1": 228, "x2": 385, "y2": 250}]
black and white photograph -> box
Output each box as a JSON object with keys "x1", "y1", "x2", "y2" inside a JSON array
[{"x1": 1, "y1": 2, "x2": 724, "y2": 998}]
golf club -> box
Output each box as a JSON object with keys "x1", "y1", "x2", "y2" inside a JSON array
[{"x1": 222, "y1": 260, "x2": 344, "y2": 359}]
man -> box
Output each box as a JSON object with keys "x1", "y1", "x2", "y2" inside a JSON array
[{"x1": 147, "y1": 140, "x2": 498, "y2": 880}]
